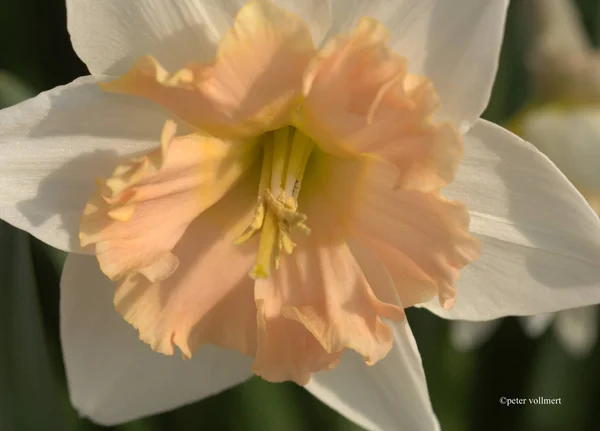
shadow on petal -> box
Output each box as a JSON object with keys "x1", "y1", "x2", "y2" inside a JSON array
[
  {"x1": 493, "y1": 132, "x2": 600, "y2": 289},
  {"x1": 71, "y1": 3, "x2": 222, "y2": 77},
  {"x1": 25, "y1": 22, "x2": 217, "y2": 142},
  {"x1": 26, "y1": 79, "x2": 180, "y2": 141},
  {"x1": 60, "y1": 253, "x2": 253, "y2": 425},
  {"x1": 16, "y1": 150, "x2": 124, "y2": 252}
]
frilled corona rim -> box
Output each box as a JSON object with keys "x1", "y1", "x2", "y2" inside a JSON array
[{"x1": 78, "y1": 0, "x2": 479, "y2": 384}]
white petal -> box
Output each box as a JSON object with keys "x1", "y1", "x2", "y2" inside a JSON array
[
  {"x1": 306, "y1": 243, "x2": 438, "y2": 431},
  {"x1": 0, "y1": 76, "x2": 173, "y2": 252},
  {"x1": 554, "y1": 307, "x2": 598, "y2": 358},
  {"x1": 66, "y1": 0, "x2": 333, "y2": 76},
  {"x1": 449, "y1": 320, "x2": 501, "y2": 352},
  {"x1": 306, "y1": 319, "x2": 438, "y2": 431},
  {"x1": 521, "y1": 106, "x2": 600, "y2": 191},
  {"x1": 60, "y1": 253, "x2": 253, "y2": 425},
  {"x1": 519, "y1": 314, "x2": 554, "y2": 338},
  {"x1": 328, "y1": 0, "x2": 509, "y2": 132},
  {"x1": 424, "y1": 119, "x2": 600, "y2": 320}
]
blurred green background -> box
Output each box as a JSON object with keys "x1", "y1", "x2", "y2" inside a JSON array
[{"x1": 2, "y1": 1, "x2": 600, "y2": 430}]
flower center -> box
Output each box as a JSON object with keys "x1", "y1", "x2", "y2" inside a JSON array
[{"x1": 235, "y1": 126, "x2": 315, "y2": 279}]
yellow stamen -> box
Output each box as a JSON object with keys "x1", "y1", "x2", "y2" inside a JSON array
[
  {"x1": 250, "y1": 209, "x2": 280, "y2": 279},
  {"x1": 284, "y1": 130, "x2": 314, "y2": 199},
  {"x1": 271, "y1": 126, "x2": 290, "y2": 195},
  {"x1": 236, "y1": 127, "x2": 314, "y2": 279},
  {"x1": 259, "y1": 134, "x2": 274, "y2": 195},
  {"x1": 233, "y1": 136, "x2": 273, "y2": 245}
]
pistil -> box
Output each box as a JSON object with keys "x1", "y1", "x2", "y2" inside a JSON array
[{"x1": 235, "y1": 127, "x2": 314, "y2": 279}]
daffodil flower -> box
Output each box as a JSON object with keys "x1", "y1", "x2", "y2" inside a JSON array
[
  {"x1": 2, "y1": 1, "x2": 600, "y2": 430},
  {"x1": 451, "y1": 0, "x2": 600, "y2": 360}
]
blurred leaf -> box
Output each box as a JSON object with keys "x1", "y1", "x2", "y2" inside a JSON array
[
  {"x1": 470, "y1": 319, "x2": 538, "y2": 431},
  {"x1": 0, "y1": 0, "x2": 87, "y2": 91},
  {"x1": 519, "y1": 330, "x2": 596, "y2": 431},
  {"x1": 0, "y1": 221, "x2": 75, "y2": 430},
  {"x1": 118, "y1": 418, "x2": 161, "y2": 431},
  {"x1": 0, "y1": 71, "x2": 36, "y2": 108},
  {"x1": 231, "y1": 379, "x2": 307, "y2": 431},
  {"x1": 482, "y1": 0, "x2": 529, "y2": 124},
  {"x1": 407, "y1": 308, "x2": 474, "y2": 431},
  {"x1": 159, "y1": 375, "x2": 365, "y2": 431}
]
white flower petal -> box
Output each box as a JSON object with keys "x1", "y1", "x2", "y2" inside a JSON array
[
  {"x1": 424, "y1": 119, "x2": 600, "y2": 320},
  {"x1": 521, "y1": 106, "x2": 600, "y2": 191},
  {"x1": 66, "y1": 0, "x2": 333, "y2": 76},
  {"x1": 60, "y1": 253, "x2": 253, "y2": 425},
  {"x1": 554, "y1": 307, "x2": 598, "y2": 358},
  {"x1": 449, "y1": 320, "x2": 501, "y2": 352},
  {"x1": 328, "y1": 0, "x2": 509, "y2": 132},
  {"x1": 306, "y1": 243, "x2": 438, "y2": 431},
  {"x1": 306, "y1": 320, "x2": 439, "y2": 431},
  {"x1": 0, "y1": 76, "x2": 173, "y2": 252},
  {"x1": 519, "y1": 314, "x2": 554, "y2": 338},
  {"x1": 306, "y1": 319, "x2": 438, "y2": 431}
]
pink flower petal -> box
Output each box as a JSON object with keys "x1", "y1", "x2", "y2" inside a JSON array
[
  {"x1": 308, "y1": 151, "x2": 480, "y2": 310},
  {"x1": 252, "y1": 191, "x2": 404, "y2": 384},
  {"x1": 80, "y1": 121, "x2": 256, "y2": 283},
  {"x1": 101, "y1": 0, "x2": 316, "y2": 139},
  {"x1": 299, "y1": 17, "x2": 462, "y2": 192},
  {"x1": 113, "y1": 173, "x2": 261, "y2": 358},
  {"x1": 356, "y1": 166, "x2": 479, "y2": 308}
]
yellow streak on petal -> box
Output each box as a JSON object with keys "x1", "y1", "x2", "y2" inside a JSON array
[{"x1": 107, "y1": 205, "x2": 135, "y2": 222}]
